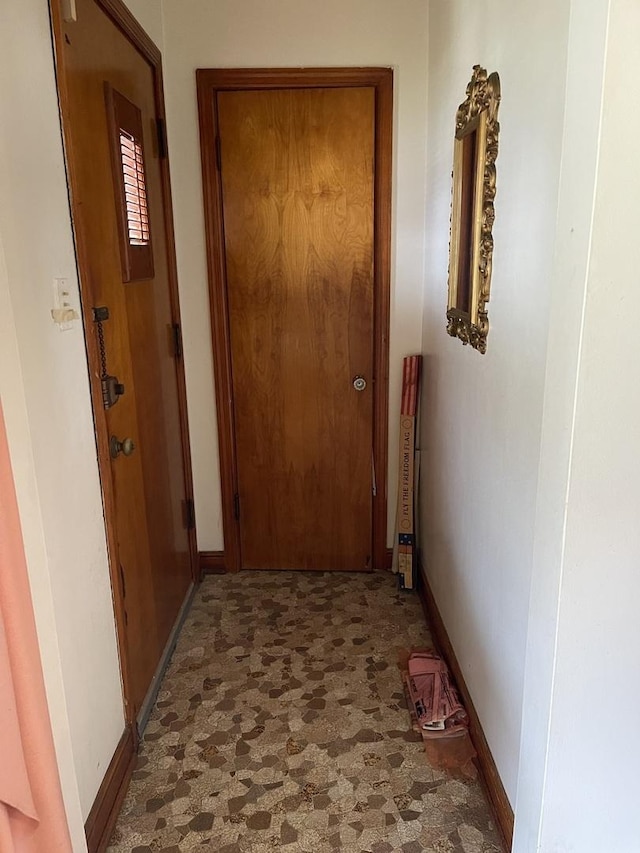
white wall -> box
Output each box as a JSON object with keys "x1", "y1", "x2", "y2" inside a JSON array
[
  {"x1": 0, "y1": 0, "x2": 127, "y2": 831},
  {"x1": 124, "y1": 0, "x2": 165, "y2": 48},
  {"x1": 420, "y1": 0, "x2": 570, "y2": 803},
  {"x1": 160, "y1": 0, "x2": 430, "y2": 550},
  {"x1": 512, "y1": 0, "x2": 610, "y2": 847},
  {"x1": 517, "y1": 2, "x2": 640, "y2": 849}
]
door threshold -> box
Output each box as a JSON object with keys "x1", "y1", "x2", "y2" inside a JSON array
[{"x1": 136, "y1": 581, "x2": 198, "y2": 737}]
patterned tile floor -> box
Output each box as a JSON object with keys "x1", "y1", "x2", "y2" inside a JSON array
[{"x1": 108, "y1": 571, "x2": 503, "y2": 853}]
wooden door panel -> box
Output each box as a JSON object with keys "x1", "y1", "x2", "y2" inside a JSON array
[
  {"x1": 58, "y1": 0, "x2": 193, "y2": 714},
  {"x1": 218, "y1": 87, "x2": 375, "y2": 571}
]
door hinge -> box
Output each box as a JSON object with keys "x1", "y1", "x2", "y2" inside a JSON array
[
  {"x1": 233, "y1": 492, "x2": 240, "y2": 521},
  {"x1": 185, "y1": 498, "x2": 196, "y2": 530},
  {"x1": 172, "y1": 322, "x2": 183, "y2": 359},
  {"x1": 215, "y1": 136, "x2": 222, "y2": 171},
  {"x1": 156, "y1": 117, "x2": 168, "y2": 159}
]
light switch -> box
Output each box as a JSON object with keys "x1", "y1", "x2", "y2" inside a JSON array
[{"x1": 61, "y1": 0, "x2": 77, "y2": 23}]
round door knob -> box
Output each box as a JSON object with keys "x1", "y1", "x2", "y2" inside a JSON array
[
  {"x1": 353, "y1": 375, "x2": 367, "y2": 392},
  {"x1": 110, "y1": 435, "x2": 135, "y2": 459}
]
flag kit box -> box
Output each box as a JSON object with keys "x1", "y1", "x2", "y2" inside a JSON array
[{"x1": 392, "y1": 355, "x2": 422, "y2": 590}]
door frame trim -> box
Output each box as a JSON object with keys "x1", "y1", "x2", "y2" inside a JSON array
[
  {"x1": 49, "y1": 0, "x2": 198, "y2": 723},
  {"x1": 196, "y1": 67, "x2": 393, "y2": 573}
]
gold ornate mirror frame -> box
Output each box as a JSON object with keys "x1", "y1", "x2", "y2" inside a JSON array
[{"x1": 447, "y1": 66, "x2": 501, "y2": 354}]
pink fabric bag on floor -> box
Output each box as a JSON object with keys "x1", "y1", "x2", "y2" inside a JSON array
[
  {"x1": 405, "y1": 650, "x2": 468, "y2": 738},
  {"x1": 0, "y1": 404, "x2": 73, "y2": 852}
]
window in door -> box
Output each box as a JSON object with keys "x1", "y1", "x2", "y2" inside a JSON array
[{"x1": 105, "y1": 84, "x2": 154, "y2": 281}]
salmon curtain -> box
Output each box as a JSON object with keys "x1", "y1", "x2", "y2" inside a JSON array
[{"x1": 0, "y1": 403, "x2": 72, "y2": 852}]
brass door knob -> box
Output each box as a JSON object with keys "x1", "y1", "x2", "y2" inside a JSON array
[{"x1": 110, "y1": 435, "x2": 135, "y2": 459}]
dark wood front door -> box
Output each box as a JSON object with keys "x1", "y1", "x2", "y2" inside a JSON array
[
  {"x1": 198, "y1": 71, "x2": 392, "y2": 573},
  {"x1": 52, "y1": 0, "x2": 196, "y2": 717}
]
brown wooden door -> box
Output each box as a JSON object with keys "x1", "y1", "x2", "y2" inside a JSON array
[
  {"x1": 217, "y1": 87, "x2": 375, "y2": 571},
  {"x1": 53, "y1": 0, "x2": 195, "y2": 716}
]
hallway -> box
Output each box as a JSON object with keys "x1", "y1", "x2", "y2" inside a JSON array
[{"x1": 107, "y1": 572, "x2": 502, "y2": 852}]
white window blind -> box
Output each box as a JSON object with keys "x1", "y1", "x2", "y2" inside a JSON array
[{"x1": 119, "y1": 130, "x2": 150, "y2": 246}]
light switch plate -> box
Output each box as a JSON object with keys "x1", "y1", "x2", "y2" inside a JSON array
[
  {"x1": 61, "y1": 0, "x2": 77, "y2": 23},
  {"x1": 51, "y1": 277, "x2": 78, "y2": 331}
]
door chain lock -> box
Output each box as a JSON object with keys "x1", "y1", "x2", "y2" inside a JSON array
[{"x1": 93, "y1": 306, "x2": 125, "y2": 409}]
